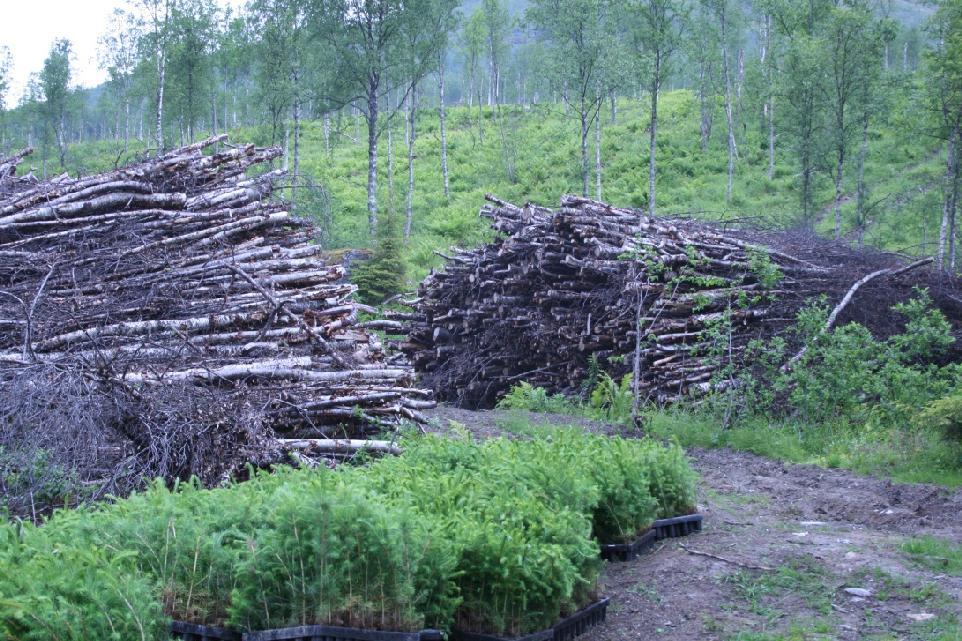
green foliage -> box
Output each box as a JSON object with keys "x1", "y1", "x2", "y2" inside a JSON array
[
  {"x1": 496, "y1": 381, "x2": 581, "y2": 414},
  {"x1": 736, "y1": 291, "x2": 960, "y2": 430},
  {"x1": 0, "y1": 522, "x2": 165, "y2": 641},
  {"x1": 0, "y1": 432, "x2": 698, "y2": 638},
  {"x1": 587, "y1": 373, "x2": 634, "y2": 424},
  {"x1": 901, "y1": 536, "x2": 962, "y2": 576},
  {"x1": 0, "y1": 447, "x2": 81, "y2": 516},
  {"x1": 352, "y1": 231, "x2": 408, "y2": 304},
  {"x1": 230, "y1": 481, "x2": 432, "y2": 631},
  {"x1": 746, "y1": 248, "x2": 782, "y2": 290},
  {"x1": 916, "y1": 392, "x2": 962, "y2": 449}
]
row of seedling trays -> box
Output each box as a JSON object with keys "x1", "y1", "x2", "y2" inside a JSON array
[{"x1": 172, "y1": 514, "x2": 703, "y2": 641}]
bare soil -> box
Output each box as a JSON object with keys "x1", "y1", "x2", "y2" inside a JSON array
[{"x1": 426, "y1": 407, "x2": 962, "y2": 641}]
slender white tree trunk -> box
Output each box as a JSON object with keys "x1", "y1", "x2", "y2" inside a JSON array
[
  {"x1": 405, "y1": 83, "x2": 418, "y2": 241},
  {"x1": 323, "y1": 112, "x2": 331, "y2": 155},
  {"x1": 580, "y1": 97, "x2": 590, "y2": 197},
  {"x1": 155, "y1": 39, "x2": 166, "y2": 154},
  {"x1": 366, "y1": 87, "x2": 379, "y2": 237},
  {"x1": 291, "y1": 73, "x2": 301, "y2": 206},
  {"x1": 438, "y1": 53, "x2": 450, "y2": 200},
  {"x1": 595, "y1": 103, "x2": 602, "y2": 200},
  {"x1": 855, "y1": 114, "x2": 869, "y2": 247},
  {"x1": 833, "y1": 149, "x2": 844, "y2": 239},
  {"x1": 721, "y1": 7, "x2": 736, "y2": 202},
  {"x1": 388, "y1": 122, "x2": 395, "y2": 214},
  {"x1": 649, "y1": 65, "x2": 659, "y2": 217},
  {"x1": 949, "y1": 129, "x2": 961, "y2": 270},
  {"x1": 938, "y1": 130, "x2": 958, "y2": 271}
]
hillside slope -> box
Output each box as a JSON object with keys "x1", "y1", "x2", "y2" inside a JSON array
[{"x1": 60, "y1": 90, "x2": 945, "y2": 285}]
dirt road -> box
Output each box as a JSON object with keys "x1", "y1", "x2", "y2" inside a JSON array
[{"x1": 427, "y1": 408, "x2": 962, "y2": 641}]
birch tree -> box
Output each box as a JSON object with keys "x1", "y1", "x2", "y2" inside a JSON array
[
  {"x1": 40, "y1": 39, "x2": 72, "y2": 171},
  {"x1": 99, "y1": 11, "x2": 142, "y2": 153},
  {"x1": 311, "y1": 0, "x2": 458, "y2": 238},
  {"x1": 135, "y1": 0, "x2": 175, "y2": 154},
  {"x1": 925, "y1": 0, "x2": 962, "y2": 271},
  {"x1": 527, "y1": 0, "x2": 621, "y2": 196},
  {"x1": 627, "y1": 0, "x2": 687, "y2": 216},
  {"x1": 0, "y1": 47, "x2": 12, "y2": 149}
]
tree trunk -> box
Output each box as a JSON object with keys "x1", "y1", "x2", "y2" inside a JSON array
[
  {"x1": 855, "y1": 112, "x2": 869, "y2": 247},
  {"x1": 123, "y1": 82, "x2": 130, "y2": 154},
  {"x1": 155, "y1": 41, "x2": 166, "y2": 155},
  {"x1": 630, "y1": 261, "x2": 645, "y2": 430},
  {"x1": 721, "y1": 7, "x2": 736, "y2": 203},
  {"x1": 323, "y1": 112, "x2": 331, "y2": 155},
  {"x1": 768, "y1": 93, "x2": 775, "y2": 180},
  {"x1": 56, "y1": 113, "x2": 66, "y2": 170},
  {"x1": 764, "y1": 14, "x2": 775, "y2": 180},
  {"x1": 649, "y1": 60, "x2": 659, "y2": 218},
  {"x1": 211, "y1": 87, "x2": 218, "y2": 135},
  {"x1": 291, "y1": 75, "x2": 301, "y2": 206},
  {"x1": 950, "y1": 129, "x2": 961, "y2": 271},
  {"x1": 405, "y1": 83, "x2": 417, "y2": 241},
  {"x1": 477, "y1": 84, "x2": 485, "y2": 143},
  {"x1": 438, "y1": 53, "x2": 450, "y2": 200},
  {"x1": 595, "y1": 103, "x2": 602, "y2": 201},
  {"x1": 833, "y1": 145, "x2": 845, "y2": 239},
  {"x1": 388, "y1": 121, "x2": 395, "y2": 214},
  {"x1": 580, "y1": 96, "x2": 590, "y2": 197},
  {"x1": 366, "y1": 86, "x2": 379, "y2": 238},
  {"x1": 938, "y1": 129, "x2": 958, "y2": 271},
  {"x1": 698, "y1": 63, "x2": 713, "y2": 152}
]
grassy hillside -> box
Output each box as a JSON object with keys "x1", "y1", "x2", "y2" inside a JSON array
[{"x1": 59, "y1": 90, "x2": 945, "y2": 286}]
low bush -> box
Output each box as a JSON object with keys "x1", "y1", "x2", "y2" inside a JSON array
[
  {"x1": 0, "y1": 432, "x2": 698, "y2": 638},
  {"x1": 496, "y1": 381, "x2": 581, "y2": 414},
  {"x1": 0, "y1": 522, "x2": 165, "y2": 641}
]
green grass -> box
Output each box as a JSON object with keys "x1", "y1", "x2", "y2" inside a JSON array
[
  {"x1": 901, "y1": 536, "x2": 962, "y2": 576},
  {"x1": 55, "y1": 90, "x2": 945, "y2": 288},
  {"x1": 645, "y1": 408, "x2": 962, "y2": 488}
]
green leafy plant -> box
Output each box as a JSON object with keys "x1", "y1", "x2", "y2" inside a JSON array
[
  {"x1": 588, "y1": 373, "x2": 634, "y2": 424},
  {"x1": 496, "y1": 381, "x2": 581, "y2": 414}
]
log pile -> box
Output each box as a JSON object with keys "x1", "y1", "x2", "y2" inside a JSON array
[
  {"x1": 404, "y1": 195, "x2": 960, "y2": 408},
  {"x1": 0, "y1": 138, "x2": 431, "y2": 496}
]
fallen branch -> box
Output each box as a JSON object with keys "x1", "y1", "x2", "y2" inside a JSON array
[
  {"x1": 783, "y1": 256, "x2": 934, "y2": 371},
  {"x1": 278, "y1": 439, "x2": 403, "y2": 455},
  {"x1": 678, "y1": 543, "x2": 774, "y2": 571}
]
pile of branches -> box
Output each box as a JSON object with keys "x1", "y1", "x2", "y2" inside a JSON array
[
  {"x1": 0, "y1": 138, "x2": 431, "y2": 512},
  {"x1": 404, "y1": 195, "x2": 961, "y2": 408}
]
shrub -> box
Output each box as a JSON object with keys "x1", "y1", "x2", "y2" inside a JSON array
[
  {"x1": 352, "y1": 216, "x2": 407, "y2": 304},
  {"x1": 639, "y1": 439, "x2": 699, "y2": 518},
  {"x1": 587, "y1": 373, "x2": 634, "y2": 424},
  {"x1": 0, "y1": 522, "x2": 164, "y2": 641},
  {"x1": 496, "y1": 381, "x2": 580, "y2": 414},
  {"x1": 917, "y1": 392, "x2": 962, "y2": 446},
  {"x1": 229, "y1": 481, "x2": 446, "y2": 631},
  {"x1": 0, "y1": 431, "x2": 698, "y2": 638}
]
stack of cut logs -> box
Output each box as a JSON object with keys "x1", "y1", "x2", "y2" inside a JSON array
[
  {"x1": 404, "y1": 194, "x2": 954, "y2": 408},
  {"x1": 0, "y1": 138, "x2": 432, "y2": 479}
]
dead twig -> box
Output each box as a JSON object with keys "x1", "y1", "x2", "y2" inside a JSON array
[{"x1": 678, "y1": 543, "x2": 774, "y2": 571}]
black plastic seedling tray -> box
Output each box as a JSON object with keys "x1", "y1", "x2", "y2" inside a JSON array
[
  {"x1": 652, "y1": 513, "x2": 703, "y2": 540},
  {"x1": 599, "y1": 529, "x2": 657, "y2": 562},
  {"x1": 170, "y1": 621, "x2": 242, "y2": 641},
  {"x1": 244, "y1": 625, "x2": 444, "y2": 641},
  {"x1": 450, "y1": 597, "x2": 610, "y2": 641},
  {"x1": 552, "y1": 597, "x2": 610, "y2": 641}
]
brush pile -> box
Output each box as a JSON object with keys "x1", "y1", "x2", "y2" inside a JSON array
[
  {"x1": 0, "y1": 138, "x2": 431, "y2": 507},
  {"x1": 404, "y1": 195, "x2": 960, "y2": 408}
]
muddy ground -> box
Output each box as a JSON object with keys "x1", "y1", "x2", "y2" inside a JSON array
[{"x1": 426, "y1": 407, "x2": 962, "y2": 641}]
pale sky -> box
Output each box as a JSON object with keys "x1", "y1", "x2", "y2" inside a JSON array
[{"x1": 0, "y1": 0, "x2": 244, "y2": 109}]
